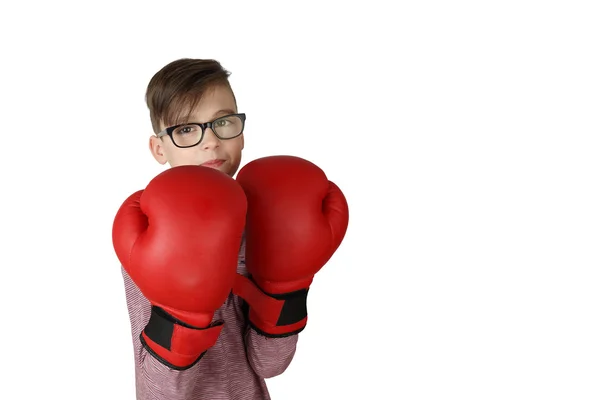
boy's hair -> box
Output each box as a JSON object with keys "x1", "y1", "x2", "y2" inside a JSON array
[{"x1": 146, "y1": 58, "x2": 236, "y2": 134}]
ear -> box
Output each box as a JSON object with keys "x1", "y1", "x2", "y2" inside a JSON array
[
  {"x1": 149, "y1": 135, "x2": 168, "y2": 165},
  {"x1": 240, "y1": 134, "x2": 244, "y2": 150}
]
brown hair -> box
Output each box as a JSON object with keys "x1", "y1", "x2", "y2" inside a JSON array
[{"x1": 145, "y1": 58, "x2": 236, "y2": 134}]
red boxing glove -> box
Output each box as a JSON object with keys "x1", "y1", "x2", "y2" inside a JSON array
[
  {"x1": 112, "y1": 166, "x2": 247, "y2": 369},
  {"x1": 233, "y1": 156, "x2": 349, "y2": 337}
]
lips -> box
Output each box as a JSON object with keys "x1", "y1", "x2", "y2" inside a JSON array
[{"x1": 201, "y1": 159, "x2": 225, "y2": 168}]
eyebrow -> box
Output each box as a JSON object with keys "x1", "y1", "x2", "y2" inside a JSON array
[
  {"x1": 168, "y1": 109, "x2": 237, "y2": 128},
  {"x1": 212, "y1": 109, "x2": 237, "y2": 118}
]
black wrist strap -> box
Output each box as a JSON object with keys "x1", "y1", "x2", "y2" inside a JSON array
[{"x1": 268, "y1": 288, "x2": 309, "y2": 326}]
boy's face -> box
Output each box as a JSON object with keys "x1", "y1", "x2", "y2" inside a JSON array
[{"x1": 149, "y1": 85, "x2": 244, "y2": 177}]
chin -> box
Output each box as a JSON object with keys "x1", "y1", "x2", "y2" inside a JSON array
[{"x1": 199, "y1": 162, "x2": 230, "y2": 175}]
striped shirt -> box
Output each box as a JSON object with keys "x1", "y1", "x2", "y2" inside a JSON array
[{"x1": 121, "y1": 236, "x2": 299, "y2": 399}]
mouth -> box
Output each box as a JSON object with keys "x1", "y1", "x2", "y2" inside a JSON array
[{"x1": 201, "y1": 159, "x2": 225, "y2": 168}]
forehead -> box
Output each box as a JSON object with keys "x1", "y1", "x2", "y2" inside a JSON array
[{"x1": 187, "y1": 85, "x2": 237, "y2": 122}]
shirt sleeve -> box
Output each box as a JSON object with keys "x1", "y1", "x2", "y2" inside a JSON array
[
  {"x1": 121, "y1": 266, "x2": 204, "y2": 400},
  {"x1": 244, "y1": 327, "x2": 299, "y2": 379},
  {"x1": 237, "y1": 237, "x2": 299, "y2": 379}
]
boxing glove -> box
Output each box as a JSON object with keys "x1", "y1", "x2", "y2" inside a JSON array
[
  {"x1": 233, "y1": 156, "x2": 349, "y2": 337},
  {"x1": 112, "y1": 165, "x2": 247, "y2": 369}
]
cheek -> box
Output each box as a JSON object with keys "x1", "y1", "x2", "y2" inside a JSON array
[
  {"x1": 223, "y1": 140, "x2": 243, "y2": 175},
  {"x1": 224, "y1": 139, "x2": 243, "y2": 161},
  {"x1": 165, "y1": 147, "x2": 198, "y2": 167}
]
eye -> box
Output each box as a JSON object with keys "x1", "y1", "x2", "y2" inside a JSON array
[
  {"x1": 174, "y1": 125, "x2": 199, "y2": 135},
  {"x1": 215, "y1": 118, "x2": 233, "y2": 127}
]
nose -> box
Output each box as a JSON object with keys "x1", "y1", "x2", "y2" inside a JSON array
[{"x1": 201, "y1": 127, "x2": 220, "y2": 150}]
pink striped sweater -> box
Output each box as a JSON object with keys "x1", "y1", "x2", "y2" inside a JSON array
[{"x1": 120, "y1": 236, "x2": 299, "y2": 399}]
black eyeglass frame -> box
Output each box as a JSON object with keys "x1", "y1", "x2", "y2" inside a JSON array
[{"x1": 156, "y1": 113, "x2": 246, "y2": 148}]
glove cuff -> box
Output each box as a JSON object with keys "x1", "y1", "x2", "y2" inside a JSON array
[
  {"x1": 233, "y1": 274, "x2": 309, "y2": 338},
  {"x1": 140, "y1": 306, "x2": 223, "y2": 370},
  {"x1": 248, "y1": 287, "x2": 309, "y2": 338}
]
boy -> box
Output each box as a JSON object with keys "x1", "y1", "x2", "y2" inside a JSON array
[{"x1": 121, "y1": 58, "x2": 298, "y2": 399}]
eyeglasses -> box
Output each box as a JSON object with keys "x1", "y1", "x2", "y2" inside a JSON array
[{"x1": 156, "y1": 113, "x2": 246, "y2": 148}]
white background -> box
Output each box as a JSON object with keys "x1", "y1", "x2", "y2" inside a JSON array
[{"x1": 1, "y1": 1, "x2": 599, "y2": 399}]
